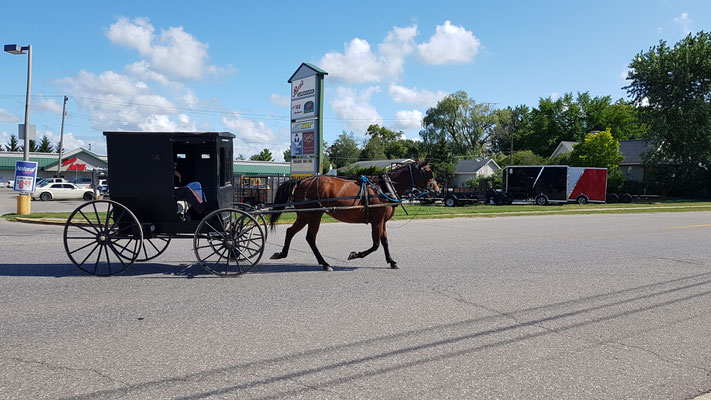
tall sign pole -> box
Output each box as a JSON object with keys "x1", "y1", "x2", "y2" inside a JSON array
[
  {"x1": 57, "y1": 95, "x2": 68, "y2": 178},
  {"x1": 288, "y1": 63, "x2": 327, "y2": 179}
]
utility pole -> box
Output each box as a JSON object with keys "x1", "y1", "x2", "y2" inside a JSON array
[{"x1": 57, "y1": 95, "x2": 68, "y2": 178}]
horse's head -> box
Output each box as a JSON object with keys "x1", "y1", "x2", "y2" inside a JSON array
[
  {"x1": 410, "y1": 160, "x2": 439, "y2": 193},
  {"x1": 389, "y1": 160, "x2": 439, "y2": 195}
]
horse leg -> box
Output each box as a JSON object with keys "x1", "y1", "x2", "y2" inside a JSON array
[
  {"x1": 380, "y1": 224, "x2": 398, "y2": 269},
  {"x1": 304, "y1": 213, "x2": 331, "y2": 271},
  {"x1": 270, "y1": 214, "x2": 307, "y2": 260},
  {"x1": 348, "y1": 221, "x2": 382, "y2": 261}
]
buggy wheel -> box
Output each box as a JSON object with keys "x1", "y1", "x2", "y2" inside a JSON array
[
  {"x1": 233, "y1": 202, "x2": 268, "y2": 241},
  {"x1": 63, "y1": 200, "x2": 143, "y2": 276},
  {"x1": 194, "y1": 208, "x2": 265, "y2": 277},
  {"x1": 136, "y1": 236, "x2": 171, "y2": 262}
]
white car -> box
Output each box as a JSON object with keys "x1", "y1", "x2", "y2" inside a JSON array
[
  {"x1": 31, "y1": 183, "x2": 95, "y2": 201},
  {"x1": 6, "y1": 180, "x2": 13, "y2": 189}
]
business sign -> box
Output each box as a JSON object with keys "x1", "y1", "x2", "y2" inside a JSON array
[
  {"x1": 14, "y1": 161, "x2": 38, "y2": 193},
  {"x1": 290, "y1": 157, "x2": 318, "y2": 175},
  {"x1": 291, "y1": 120, "x2": 317, "y2": 157},
  {"x1": 290, "y1": 96, "x2": 316, "y2": 120},
  {"x1": 291, "y1": 75, "x2": 315, "y2": 100},
  {"x1": 288, "y1": 63, "x2": 327, "y2": 178}
]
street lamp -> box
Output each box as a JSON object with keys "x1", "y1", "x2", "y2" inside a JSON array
[{"x1": 5, "y1": 44, "x2": 32, "y2": 215}]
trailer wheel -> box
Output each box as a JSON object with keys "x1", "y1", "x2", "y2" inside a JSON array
[
  {"x1": 505, "y1": 193, "x2": 514, "y2": 205},
  {"x1": 576, "y1": 195, "x2": 588, "y2": 205},
  {"x1": 606, "y1": 193, "x2": 618, "y2": 203},
  {"x1": 494, "y1": 193, "x2": 506, "y2": 205},
  {"x1": 535, "y1": 195, "x2": 548, "y2": 206},
  {"x1": 620, "y1": 193, "x2": 633, "y2": 203},
  {"x1": 444, "y1": 195, "x2": 457, "y2": 207}
]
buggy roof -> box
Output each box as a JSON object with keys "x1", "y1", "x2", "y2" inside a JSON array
[{"x1": 103, "y1": 131, "x2": 235, "y2": 139}]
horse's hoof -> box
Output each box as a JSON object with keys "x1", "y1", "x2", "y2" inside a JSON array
[
  {"x1": 390, "y1": 263, "x2": 399, "y2": 269},
  {"x1": 323, "y1": 265, "x2": 333, "y2": 271},
  {"x1": 270, "y1": 252, "x2": 282, "y2": 260},
  {"x1": 348, "y1": 251, "x2": 358, "y2": 260}
]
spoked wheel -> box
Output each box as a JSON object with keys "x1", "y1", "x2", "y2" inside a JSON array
[
  {"x1": 193, "y1": 208, "x2": 265, "y2": 276},
  {"x1": 63, "y1": 200, "x2": 143, "y2": 276},
  {"x1": 233, "y1": 202, "x2": 268, "y2": 241},
  {"x1": 136, "y1": 236, "x2": 171, "y2": 262}
]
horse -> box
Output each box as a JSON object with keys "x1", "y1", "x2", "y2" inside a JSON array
[{"x1": 268, "y1": 160, "x2": 439, "y2": 271}]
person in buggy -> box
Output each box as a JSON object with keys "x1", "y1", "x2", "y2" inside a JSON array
[{"x1": 174, "y1": 161, "x2": 206, "y2": 219}]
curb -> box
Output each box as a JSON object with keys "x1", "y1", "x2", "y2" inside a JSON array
[{"x1": 15, "y1": 217, "x2": 68, "y2": 226}]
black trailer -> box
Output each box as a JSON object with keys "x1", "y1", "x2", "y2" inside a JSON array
[
  {"x1": 497, "y1": 165, "x2": 608, "y2": 205},
  {"x1": 62, "y1": 131, "x2": 266, "y2": 277}
]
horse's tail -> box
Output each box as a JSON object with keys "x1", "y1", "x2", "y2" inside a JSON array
[{"x1": 269, "y1": 179, "x2": 299, "y2": 230}]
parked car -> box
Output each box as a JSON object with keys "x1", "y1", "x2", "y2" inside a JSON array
[
  {"x1": 31, "y1": 183, "x2": 94, "y2": 201},
  {"x1": 97, "y1": 179, "x2": 109, "y2": 194},
  {"x1": 37, "y1": 177, "x2": 67, "y2": 187},
  {"x1": 6, "y1": 180, "x2": 14, "y2": 189},
  {"x1": 70, "y1": 178, "x2": 93, "y2": 188}
]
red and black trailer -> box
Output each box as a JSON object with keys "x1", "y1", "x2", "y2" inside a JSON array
[{"x1": 497, "y1": 165, "x2": 607, "y2": 205}]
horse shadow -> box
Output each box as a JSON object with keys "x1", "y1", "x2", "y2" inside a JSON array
[{"x1": 0, "y1": 262, "x2": 358, "y2": 278}]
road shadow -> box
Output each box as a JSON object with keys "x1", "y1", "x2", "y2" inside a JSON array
[{"x1": 0, "y1": 262, "x2": 358, "y2": 278}]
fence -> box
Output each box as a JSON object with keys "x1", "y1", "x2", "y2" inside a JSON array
[{"x1": 233, "y1": 175, "x2": 290, "y2": 206}]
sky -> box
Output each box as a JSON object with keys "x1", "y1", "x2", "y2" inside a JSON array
[{"x1": 1, "y1": 1, "x2": 709, "y2": 161}]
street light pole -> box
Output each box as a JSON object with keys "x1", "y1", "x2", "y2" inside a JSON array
[{"x1": 5, "y1": 43, "x2": 33, "y2": 215}]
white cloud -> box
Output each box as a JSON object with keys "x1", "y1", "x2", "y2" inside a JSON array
[
  {"x1": 392, "y1": 110, "x2": 423, "y2": 132},
  {"x1": 106, "y1": 17, "x2": 230, "y2": 82},
  {"x1": 269, "y1": 94, "x2": 290, "y2": 107},
  {"x1": 0, "y1": 108, "x2": 19, "y2": 123},
  {"x1": 221, "y1": 114, "x2": 288, "y2": 161},
  {"x1": 550, "y1": 92, "x2": 560, "y2": 101},
  {"x1": 34, "y1": 96, "x2": 64, "y2": 114},
  {"x1": 330, "y1": 86, "x2": 383, "y2": 132},
  {"x1": 320, "y1": 25, "x2": 417, "y2": 83},
  {"x1": 674, "y1": 12, "x2": 692, "y2": 35},
  {"x1": 388, "y1": 84, "x2": 447, "y2": 108},
  {"x1": 417, "y1": 21, "x2": 481, "y2": 65}
]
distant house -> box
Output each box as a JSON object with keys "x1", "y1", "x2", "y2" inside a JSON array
[
  {"x1": 451, "y1": 158, "x2": 501, "y2": 187},
  {"x1": 338, "y1": 158, "x2": 414, "y2": 172},
  {"x1": 549, "y1": 139, "x2": 653, "y2": 182},
  {"x1": 550, "y1": 141, "x2": 578, "y2": 159}
]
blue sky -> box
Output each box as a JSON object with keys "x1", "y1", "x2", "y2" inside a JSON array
[{"x1": 1, "y1": 1, "x2": 709, "y2": 161}]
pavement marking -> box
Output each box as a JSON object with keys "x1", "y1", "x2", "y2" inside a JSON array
[{"x1": 669, "y1": 224, "x2": 711, "y2": 229}]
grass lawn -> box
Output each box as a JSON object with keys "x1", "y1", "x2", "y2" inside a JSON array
[{"x1": 3, "y1": 199, "x2": 711, "y2": 224}]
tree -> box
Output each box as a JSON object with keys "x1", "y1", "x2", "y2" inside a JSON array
[
  {"x1": 625, "y1": 31, "x2": 711, "y2": 196},
  {"x1": 5, "y1": 134, "x2": 20, "y2": 152},
  {"x1": 283, "y1": 149, "x2": 291, "y2": 162},
  {"x1": 249, "y1": 148, "x2": 273, "y2": 161},
  {"x1": 37, "y1": 134, "x2": 53, "y2": 152},
  {"x1": 20, "y1": 140, "x2": 38, "y2": 153},
  {"x1": 360, "y1": 136, "x2": 387, "y2": 160},
  {"x1": 236, "y1": 154, "x2": 246, "y2": 161},
  {"x1": 327, "y1": 131, "x2": 360, "y2": 168},
  {"x1": 420, "y1": 91, "x2": 495, "y2": 156},
  {"x1": 568, "y1": 129, "x2": 624, "y2": 169}
]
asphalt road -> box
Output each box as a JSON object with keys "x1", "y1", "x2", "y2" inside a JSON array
[{"x1": 1, "y1": 189, "x2": 710, "y2": 399}]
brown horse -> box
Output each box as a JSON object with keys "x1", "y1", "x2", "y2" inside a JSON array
[{"x1": 268, "y1": 160, "x2": 439, "y2": 271}]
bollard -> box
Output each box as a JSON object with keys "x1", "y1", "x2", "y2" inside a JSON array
[{"x1": 17, "y1": 193, "x2": 31, "y2": 215}]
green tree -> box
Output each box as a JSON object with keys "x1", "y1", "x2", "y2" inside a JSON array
[
  {"x1": 249, "y1": 148, "x2": 274, "y2": 161},
  {"x1": 37, "y1": 134, "x2": 53, "y2": 152},
  {"x1": 420, "y1": 91, "x2": 495, "y2": 156},
  {"x1": 568, "y1": 129, "x2": 624, "y2": 169},
  {"x1": 236, "y1": 154, "x2": 246, "y2": 161},
  {"x1": 20, "y1": 140, "x2": 38, "y2": 153},
  {"x1": 283, "y1": 149, "x2": 291, "y2": 162},
  {"x1": 5, "y1": 134, "x2": 20, "y2": 151},
  {"x1": 625, "y1": 31, "x2": 711, "y2": 196},
  {"x1": 360, "y1": 136, "x2": 387, "y2": 160},
  {"x1": 326, "y1": 131, "x2": 360, "y2": 168}
]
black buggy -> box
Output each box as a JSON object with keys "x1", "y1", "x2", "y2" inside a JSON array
[{"x1": 62, "y1": 131, "x2": 266, "y2": 277}]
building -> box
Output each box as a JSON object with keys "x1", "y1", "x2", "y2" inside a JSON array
[
  {"x1": 0, "y1": 148, "x2": 107, "y2": 184},
  {"x1": 549, "y1": 139, "x2": 653, "y2": 182},
  {"x1": 451, "y1": 158, "x2": 501, "y2": 187},
  {"x1": 233, "y1": 160, "x2": 290, "y2": 177}
]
